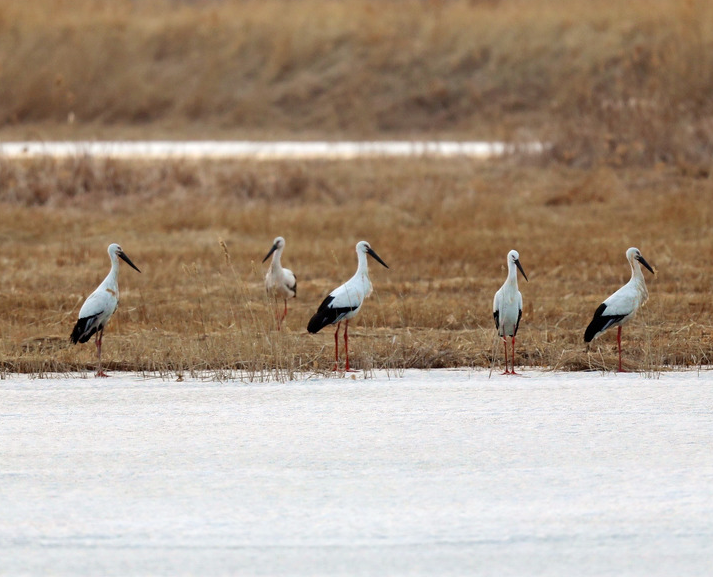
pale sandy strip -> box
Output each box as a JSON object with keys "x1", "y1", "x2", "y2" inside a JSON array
[{"x1": 0, "y1": 140, "x2": 543, "y2": 160}]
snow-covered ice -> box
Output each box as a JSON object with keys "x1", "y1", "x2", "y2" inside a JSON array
[
  {"x1": 1, "y1": 369, "x2": 712, "y2": 576},
  {"x1": 0, "y1": 140, "x2": 543, "y2": 160}
]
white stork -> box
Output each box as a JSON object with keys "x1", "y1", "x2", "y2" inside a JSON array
[
  {"x1": 493, "y1": 249, "x2": 528, "y2": 374},
  {"x1": 584, "y1": 247, "x2": 655, "y2": 372},
  {"x1": 70, "y1": 243, "x2": 141, "y2": 377},
  {"x1": 262, "y1": 236, "x2": 296, "y2": 330},
  {"x1": 307, "y1": 241, "x2": 389, "y2": 372}
]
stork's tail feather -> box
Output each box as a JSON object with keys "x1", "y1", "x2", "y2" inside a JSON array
[
  {"x1": 307, "y1": 292, "x2": 361, "y2": 333},
  {"x1": 584, "y1": 304, "x2": 606, "y2": 342},
  {"x1": 584, "y1": 304, "x2": 626, "y2": 343},
  {"x1": 583, "y1": 323, "x2": 599, "y2": 343},
  {"x1": 307, "y1": 294, "x2": 336, "y2": 333},
  {"x1": 70, "y1": 315, "x2": 99, "y2": 344},
  {"x1": 308, "y1": 306, "x2": 360, "y2": 334},
  {"x1": 307, "y1": 309, "x2": 337, "y2": 334},
  {"x1": 307, "y1": 313, "x2": 327, "y2": 334}
]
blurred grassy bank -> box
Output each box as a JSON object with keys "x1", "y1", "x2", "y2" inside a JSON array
[{"x1": 1, "y1": 0, "x2": 712, "y2": 167}]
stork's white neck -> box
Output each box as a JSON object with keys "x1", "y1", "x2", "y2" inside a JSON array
[
  {"x1": 506, "y1": 260, "x2": 519, "y2": 285},
  {"x1": 629, "y1": 257, "x2": 645, "y2": 283},
  {"x1": 356, "y1": 249, "x2": 370, "y2": 276},
  {"x1": 102, "y1": 254, "x2": 121, "y2": 290},
  {"x1": 357, "y1": 251, "x2": 369, "y2": 272},
  {"x1": 269, "y1": 247, "x2": 283, "y2": 271},
  {"x1": 345, "y1": 249, "x2": 371, "y2": 289},
  {"x1": 628, "y1": 256, "x2": 649, "y2": 303}
]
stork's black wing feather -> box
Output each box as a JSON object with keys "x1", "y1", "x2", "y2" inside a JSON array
[
  {"x1": 70, "y1": 314, "x2": 101, "y2": 344},
  {"x1": 584, "y1": 303, "x2": 626, "y2": 343},
  {"x1": 307, "y1": 295, "x2": 358, "y2": 334}
]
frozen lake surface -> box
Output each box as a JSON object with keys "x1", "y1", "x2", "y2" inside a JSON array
[
  {"x1": 0, "y1": 140, "x2": 542, "y2": 160},
  {"x1": 1, "y1": 369, "x2": 712, "y2": 576}
]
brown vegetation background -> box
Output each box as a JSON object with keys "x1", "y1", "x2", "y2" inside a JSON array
[
  {"x1": 1, "y1": 0, "x2": 713, "y2": 165},
  {"x1": 1, "y1": 0, "x2": 713, "y2": 375}
]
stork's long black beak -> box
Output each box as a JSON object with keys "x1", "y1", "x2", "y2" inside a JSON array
[
  {"x1": 637, "y1": 254, "x2": 655, "y2": 275},
  {"x1": 366, "y1": 247, "x2": 389, "y2": 269},
  {"x1": 515, "y1": 259, "x2": 528, "y2": 282},
  {"x1": 119, "y1": 251, "x2": 141, "y2": 273},
  {"x1": 262, "y1": 243, "x2": 278, "y2": 263}
]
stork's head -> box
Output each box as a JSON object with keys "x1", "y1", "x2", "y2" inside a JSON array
[
  {"x1": 627, "y1": 247, "x2": 655, "y2": 274},
  {"x1": 262, "y1": 236, "x2": 286, "y2": 263},
  {"x1": 508, "y1": 249, "x2": 527, "y2": 281},
  {"x1": 357, "y1": 241, "x2": 389, "y2": 269},
  {"x1": 108, "y1": 243, "x2": 141, "y2": 273}
]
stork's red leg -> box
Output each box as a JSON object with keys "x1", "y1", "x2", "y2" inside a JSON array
[
  {"x1": 501, "y1": 337, "x2": 510, "y2": 375},
  {"x1": 511, "y1": 336, "x2": 518, "y2": 375},
  {"x1": 95, "y1": 329, "x2": 108, "y2": 378},
  {"x1": 344, "y1": 320, "x2": 357, "y2": 372},
  {"x1": 617, "y1": 325, "x2": 625, "y2": 372},
  {"x1": 344, "y1": 320, "x2": 350, "y2": 372},
  {"x1": 333, "y1": 322, "x2": 341, "y2": 371}
]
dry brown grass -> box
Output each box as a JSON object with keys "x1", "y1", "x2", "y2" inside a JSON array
[
  {"x1": 1, "y1": 155, "x2": 712, "y2": 375},
  {"x1": 1, "y1": 0, "x2": 713, "y2": 167}
]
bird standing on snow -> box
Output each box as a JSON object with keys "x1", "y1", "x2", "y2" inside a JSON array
[
  {"x1": 584, "y1": 247, "x2": 655, "y2": 372},
  {"x1": 70, "y1": 243, "x2": 141, "y2": 377},
  {"x1": 262, "y1": 236, "x2": 296, "y2": 330},
  {"x1": 307, "y1": 241, "x2": 389, "y2": 372},
  {"x1": 493, "y1": 249, "x2": 528, "y2": 374}
]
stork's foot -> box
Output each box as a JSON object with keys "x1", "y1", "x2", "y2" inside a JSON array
[{"x1": 95, "y1": 370, "x2": 110, "y2": 378}]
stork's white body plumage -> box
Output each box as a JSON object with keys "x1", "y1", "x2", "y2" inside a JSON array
[
  {"x1": 493, "y1": 249, "x2": 528, "y2": 374},
  {"x1": 310, "y1": 252, "x2": 374, "y2": 328},
  {"x1": 584, "y1": 247, "x2": 655, "y2": 372},
  {"x1": 307, "y1": 241, "x2": 388, "y2": 371},
  {"x1": 262, "y1": 236, "x2": 296, "y2": 329},
  {"x1": 70, "y1": 243, "x2": 141, "y2": 376}
]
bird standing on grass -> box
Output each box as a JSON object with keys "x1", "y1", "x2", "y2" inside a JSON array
[
  {"x1": 262, "y1": 236, "x2": 296, "y2": 330},
  {"x1": 584, "y1": 247, "x2": 655, "y2": 372},
  {"x1": 493, "y1": 249, "x2": 528, "y2": 375},
  {"x1": 307, "y1": 241, "x2": 389, "y2": 372},
  {"x1": 70, "y1": 243, "x2": 141, "y2": 377}
]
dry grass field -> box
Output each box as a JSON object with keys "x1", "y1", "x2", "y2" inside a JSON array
[
  {"x1": 1, "y1": 156, "x2": 712, "y2": 375},
  {"x1": 1, "y1": 0, "x2": 713, "y2": 375}
]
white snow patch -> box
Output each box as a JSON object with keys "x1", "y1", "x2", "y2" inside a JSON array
[
  {"x1": 1, "y1": 369, "x2": 712, "y2": 575},
  {"x1": 0, "y1": 140, "x2": 544, "y2": 160}
]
